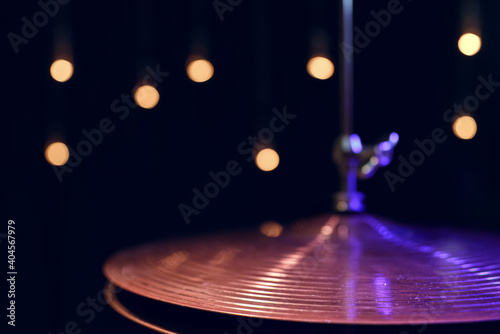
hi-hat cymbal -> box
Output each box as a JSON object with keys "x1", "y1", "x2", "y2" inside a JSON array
[{"x1": 103, "y1": 214, "x2": 500, "y2": 325}]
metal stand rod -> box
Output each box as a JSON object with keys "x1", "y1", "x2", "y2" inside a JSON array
[
  {"x1": 334, "y1": 0, "x2": 398, "y2": 212},
  {"x1": 340, "y1": 0, "x2": 357, "y2": 195},
  {"x1": 340, "y1": 0, "x2": 354, "y2": 136}
]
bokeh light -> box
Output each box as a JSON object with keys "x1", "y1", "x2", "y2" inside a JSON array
[
  {"x1": 50, "y1": 59, "x2": 73, "y2": 82},
  {"x1": 452, "y1": 116, "x2": 477, "y2": 140},
  {"x1": 45, "y1": 142, "x2": 70, "y2": 166},
  {"x1": 186, "y1": 59, "x2": 214, "y2": 83},
  {"x1": 260, "y1": 221, "x2": 283, "y2": 238},
  {"x1": 307, "y1": 56, "x2": 334, "y2": 80},
  {"x1": 336, "y1": 201, "x2": 348, "y2": 212},
  {"x1": 134, "y1": 85, "x2": 160, "y2": 109},
  {"x1": 321, "y1": 225, "x2": 334, "y2": 236},
  {"x1": 255, "y1": 148, "x2": 280, "y2": 172},
  {"x1": 458, "y1": 33, "x2": 481, "y2": 56}
]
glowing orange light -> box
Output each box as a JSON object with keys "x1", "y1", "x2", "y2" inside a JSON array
[
  {"x1": 260, "y1": 221, "x2": 283, "y2": 238},
  {"x1": 45, "y1": 142, "x2": 70, "y2": 166},
  {"x1": 255, "y1": 148, "x2": 280, "y2": 172},
  {"x1": 458, "y1": 33, "x2": 481, "y2": 56},
  {"x1": 50, "y1": 59, "x2": 73, "y2": 82},
  {"x1": 307, "y1": 56, "x2": 334, "y2": 80},
  {"x1": 186, "y1": 59, "x2": 214, "y2": 83},
  {"x1": 453, "y1": 116, "x2": 477, "y2": 140},
  {"x1": 134, "y1": 85, "x2": 160, "y2": 109}
]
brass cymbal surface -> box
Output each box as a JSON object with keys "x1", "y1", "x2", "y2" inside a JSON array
[{"x1": 103, "y1": 214, "x2": 500, "y2": 324}]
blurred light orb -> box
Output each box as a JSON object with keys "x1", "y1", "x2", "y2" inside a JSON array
[
  {"x1": 187, "y1": 59, "x2": 214, "y2": 83},
  {"x1": 45, "y1": 142, "x2": 70, "y2": 166},
  {"x1": 307, "y1": 56, "x2": 334, "y2": 80},
  {"x1": 361, "y1": 165, "x2": 372, "y2": 175},
  {"x1": 255, "y1": 148, "x2": 280, "y2": 172},
  {"x1": 458, "y1": 33, "x2": 481, "y2": 56},
  {"x1": 452, "y1": 116, "x2": 477, "y2": 140},
  {"x1": 134, "y1": 85, "x2": 160, "y2": 109},
  {"x1": 50, "y1": 59, "x2": 73, "y2": 82},
  {"x1": 260, "y1": 221, "x2": 283, "y2": 238},
  {"x1": 321, "y1": 225, "x2": 334, "y2": 236},
  {"x1": 336, "y1": 201, "x2": 348, "y2": 212}
]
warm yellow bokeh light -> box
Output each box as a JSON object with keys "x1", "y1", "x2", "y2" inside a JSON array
[
  {"x1": 453, "y1": 116, "x2": 477, "y2": 140},
  {"x1": 45, "y1": 142, "x2": 70, "y2": 166},
  {"x1": 187, "y1": 59, "x2": 214, "y2": 83},
  {"x1": 50, "y1": 59, "x2": 73, "y2": 82},
  {"x1": 307, "y1": 56, "x2": 334, "y2": 80},
  {"x1": 260, "y1": 221, "x2": 283, "y2": 238},
  {"x1": 134, "y1": 85, "x2": 160, "y2": 109},
  {"x1": 255, "y1": 148, "x2": 280, "y2": 172},
  {"x1": 336, "y1": 201, "x2": 348, "y2": 212},
  {"x1": 458, "y1": 33, "x2": 481, "y2": 56}
]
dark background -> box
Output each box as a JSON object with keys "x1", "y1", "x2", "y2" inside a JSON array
[{"x1": 2, "y1": 0, "x2": 500, "y2": 333}]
